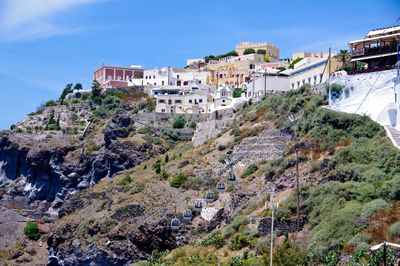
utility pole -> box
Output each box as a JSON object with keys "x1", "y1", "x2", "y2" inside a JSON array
[
  {"x1": 383, "y1": 242, "x2": 387, "y2": 266},
  {"x1": 252, "y1": 72, "x2": 255, "y2": 100},
  {"x1": 328, "y1": 47, "x2": 331, "y2": 76},
  {"x1": 264, "y1": 69, "x2": 267, "y2": 99},
  {"x1": 295, "y1": 147, "x2": 300, "y2": 231},
  {"x1": 266, "y1": 187, "x2": 277, "y2": 266},
  {"x1": 216, "y1": 71, "x2": 219, "y2": 89},
  {"x1": 167, "y1": 66, "x2": 170, "y2": 85}
]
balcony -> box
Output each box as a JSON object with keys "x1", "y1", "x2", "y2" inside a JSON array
[{"x1": 351, "y1": 42, "x2": 398, "y2": 58}]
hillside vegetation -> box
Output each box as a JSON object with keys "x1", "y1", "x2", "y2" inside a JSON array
[{"x1": 2, "y1": 83, "x2": 400, "y2": 265}]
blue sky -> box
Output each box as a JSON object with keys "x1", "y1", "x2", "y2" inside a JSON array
[{"x1": 0, "y1": 0, "x2": 399, "y2": 129}]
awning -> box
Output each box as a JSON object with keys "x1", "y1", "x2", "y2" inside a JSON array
[
  {"x1": 349, "y1": 33, "x2": 400, "y2": 45},
  {"x1": 351, "y1": 52, "x2": 397, "y2": 62}
]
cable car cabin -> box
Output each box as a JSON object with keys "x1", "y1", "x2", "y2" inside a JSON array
[
  {"x1": 170, "y1": 217, "x2": 181, "y2": 230},
  {"x1": 183, "y1": 209, "x2": 192, "y2": 221},
  {"x1": 216, "y1": 181, "x2": 225, "y2": 193},
  {"x1": 194, "y1": 199, "x2": 203, "y2": 212},
  {"x1": 205, "y1": 190, "x2": 215, "y2": 203},
  {"x1": 228, "y1": 172, "x2": 236, "y2": 182}
]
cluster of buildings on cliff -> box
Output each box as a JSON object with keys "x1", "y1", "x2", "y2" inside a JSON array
[{"x1": 92, "y1": 25, "x2": 400, "y2": 114}]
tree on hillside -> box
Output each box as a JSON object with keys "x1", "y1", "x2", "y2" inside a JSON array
[
  {"x1": 256, "y1": 49, "x2": 266, "y2": 55},
  {"x1": 336, "y1": 50, "x2": 351, "y2": 70},
  {"x1": 243, "y1": 48, "x2": 256, "y2": 55},
  {"x1": 60, "y1": 83, "x2": 73, "y2": 104},
  {"x1": 74, "y1": 83, "x2": 82, "y2": 91},
  {"x1": 91, "y1": 80, "x2": 102, "y2": 104}
]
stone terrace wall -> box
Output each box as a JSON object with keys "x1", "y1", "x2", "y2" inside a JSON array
[{"x1": 232, "y1": 129, "x2": 294, "y2": 165}]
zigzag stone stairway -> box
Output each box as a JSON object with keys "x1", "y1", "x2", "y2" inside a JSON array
[{"x1": 232, "y1": 129, "x2": 293, "y2": 165}]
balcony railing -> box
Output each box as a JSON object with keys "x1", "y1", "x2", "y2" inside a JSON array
[{"x1": 351, "y1": 43, "x2": 398, "y2": 57}]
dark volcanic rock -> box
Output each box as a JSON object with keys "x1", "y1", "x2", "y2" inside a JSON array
[
  {"x1": 111, "y1": 204, "x2": 144, "y2": 221},
  {"x1": 48, "y1": 216, "x2": 181, "y2": 266},
  {"x1": 104, "y1": 115, "x2": 134, "y2": 148},
  {"x1": 58, "y1": 191, "x2": 112, "y2": 218},
  {"x1": 0, "y1": 134, "x2": 66, "y2": 202},
  {"x1": 257, "y1": 217, "x2": 306, "y2": 236},
  {"x1": 0, "y1": 129, "x2": 157, "y2": 203}
]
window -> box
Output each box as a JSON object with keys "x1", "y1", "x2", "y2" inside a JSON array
[
  {"x1": 189, "y1": 99, "x2": 193, "y2": 104},
  {"x1": 219, "y1": 74, "x2": 223, "y2": 78},
  {"x1": 249, "y1": 64, "x2": 255, "y2": 69},
  {"x1": 153, "y1": 75, "x2": 155, "y2": 79},
  {"x1": 168, "y1": 99, "x2": 172, "y2": 104},
  {"x1": 158, "y1": 99, "x2": 165, "y2": 103},
  {"x1": 175, "y1": 100, "x2": 182, "y2": 104},
  {"x1": 199, "y1": 99, "x2": 203, "y2": 103},
  {"x1": 161, "y1": 109, "x2": 165, "y2": 113},
  {"x1": 162, "y1": 81, "x2": 165, "y2": 85},
  {"x1": 177, "y1": 75, "x2": 180, "y2": 79}
]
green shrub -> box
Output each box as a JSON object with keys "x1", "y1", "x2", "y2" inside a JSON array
[
  {"x1": 360, "y1": 199, "x2": 387, "y2": 219},
  {"x1": 231, "y1": 215, "x2": 249, "y2": 231},
  {"x1": 173, "y1": 116, "x2": 186, "y2": 129},
  {"x1": 131, "y1": 181, "x2": 144, "y2": 194},
  {"x1": 241, "y1": 164, "x2": 258, "y2": 178},
  {"x1": 118, "y1": 175, "x2": 132, "y2": 186},
  {"x1": 170, "y1": 172, "x2": 187, "y2": 188},
  {"x1": 143, "y1": 134, "x2": 162, "y2": 145},
  {"x1": 228, "y1": 232, "x2": 254, "y2": 250},
  {"x1": 189, "y1": 121, "x2": 197, "y2": 129},
  {"x1": 24, "y1": 221, "x2": 41, "y2": 241},
  {"x1": 136, "y1": 127, "x2": 150, "y2": 134},
  {"x1": 245, "y1": 112, "x2": 257, "y2": 122},
  {"x1": 160, "y1": 169, "x2": 169, "y2": 179},
  {"x1": 243, "y1": 48, "x2": 255, "y2": 55},
  {"x1": 200, "y1": 232, "x2": 225, "y2": 248},
  {"x1": 153, "y1": 159, "x2": 161, "y2": 174},
  {"x1": 272, "y1": 235, "x2": 306, "y2": 266},
  {"x1": 45, "y1": 100, "x2": 57, "y2": 107},
  {"x1": 182, "y1": 177, "x2": 204, "y2": 190},
  {"x1": 380, "y1": 175, "x2": 400, "y2": 200},
  {"x1": 288, "y1": 57, "x2": 303, "y2": 69},
  {"x1": 389, "y1": 222, "x2": 400, "y2": 238}
]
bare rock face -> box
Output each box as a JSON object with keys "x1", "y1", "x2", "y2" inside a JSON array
[
  {"x1": 47, "y1": 215, "x2": 182, "y2": 265},
  {"x1": 0, "y1": 123, "x2": 159, "y2": 204},
  {"x1": 257, "y1": 217, "x2": 306, "y2": 236},
  {"x1": 104, "y1": 115, "x2": 134, "y2": 148}
]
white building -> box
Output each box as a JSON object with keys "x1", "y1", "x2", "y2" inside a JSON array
[
  {"x1": 281, "y1": 57, "x2": 330, "y2": 90},
  {"x1": 130, "y1": 67, "x2": 209, "y2": 87}
]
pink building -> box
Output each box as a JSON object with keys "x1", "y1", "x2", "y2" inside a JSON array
[{"x1": 93, "y1": 65, "x2": 144, "y2": 89}]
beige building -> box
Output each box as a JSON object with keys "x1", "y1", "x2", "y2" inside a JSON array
[
  {"x1": 292, "y1": 52, "x2": 329, "y2": 60},
  {"x1": 155, "y1": 89, "x2": 212, "y2": 114},
  {"x1": 235, "y1": 42, "x2": 280, "y2": 58},
  {"x1": 207, "y1": 53, "x2": 267, "y2": 86}
]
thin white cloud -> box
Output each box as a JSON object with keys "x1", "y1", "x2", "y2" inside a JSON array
[{"x1": 0, "y1": 0, "x2": 102, "y2": 42}]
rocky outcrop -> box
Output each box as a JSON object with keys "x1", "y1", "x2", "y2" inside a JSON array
[
  {"x1": 0, "y1": 130, "x2": 159, "y2": 203},
  {"x1": 0, "y1": 134, "x2": 67, "y2": 202},
  {"x1": 104, "y1": 115, "x2": 134, "y2": 148},
  {"x1": 47, "y1": 216, "x2": 182, "y2": 265},
  {"x1": 257, "y1": 217, "x2": 306, "y2": 236}
]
